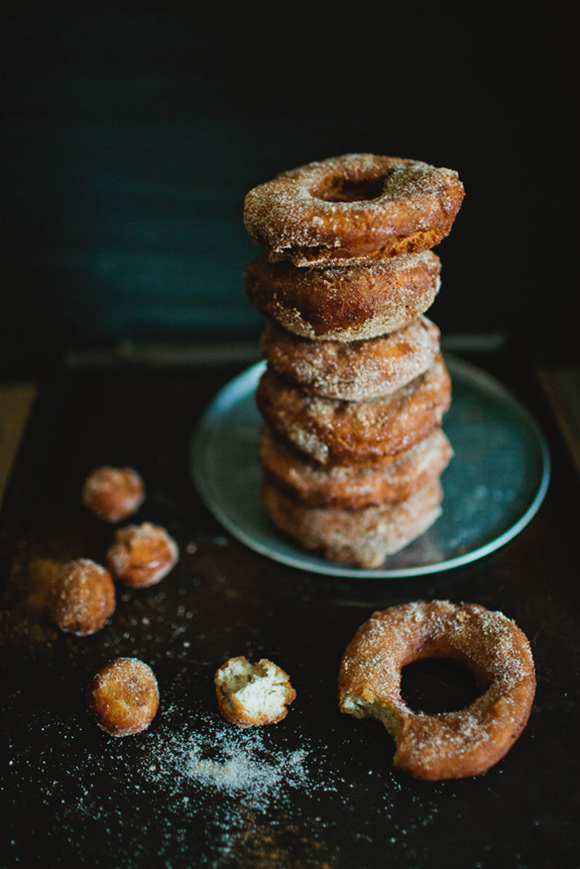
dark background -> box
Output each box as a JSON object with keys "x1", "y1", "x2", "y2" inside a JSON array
[{"x1": 1, "y1": 3, "x2": 573, "y2": 376}]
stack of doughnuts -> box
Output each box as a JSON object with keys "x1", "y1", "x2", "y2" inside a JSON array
[{"x1": 243, "y1": 154, "x2": 464, "y2": 568}]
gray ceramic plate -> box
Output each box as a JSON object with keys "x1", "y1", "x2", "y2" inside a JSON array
[{"x1": 191, "y1": 356, "x2": 550, "y2": 578}]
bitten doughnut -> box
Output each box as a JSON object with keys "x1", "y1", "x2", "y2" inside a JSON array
[
  {"x1": 106, "y1": 522, "x2": 179, "y2": 588},
  {"x1": 243, "y1": 153, "x2": 464, "y2": 267},
  {"x1": 256, "y1": 354, "x2": 452, "y2": 467},
  {"x1": 261, "y1": 316, "x2": 440, "y2": 401},
  {"x1": 215, "y1": 656, "x2": 296, "y2": 727},
  {"x1": 245, "y1": 250, "x2": 441, "y2": 342},
  {"x1": 48, "y1": 558, "x2": 115, "y2": 636},
  {"x1": 87, "y1": 657, "x2": 160, "y2": 737},
  {"x1": 338, "y1": 600, "x2": 536, "y2": 780},
  {"x1": 82, "y1": 466, "x2": 145, "y2": 523},
  {"x1": 262, "y1": 478, "x2": 443, "y2": 569},
  {"x1": 260, "y1": 426, "x2": 453, "y2": 510}
]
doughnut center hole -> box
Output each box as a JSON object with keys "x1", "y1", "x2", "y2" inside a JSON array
[
  {"x1": 316, "y1": 176, "x2": 385, "y2": 203},
  {"x1": 401, "y1": 657, "x2": 481, "y2": 714}
]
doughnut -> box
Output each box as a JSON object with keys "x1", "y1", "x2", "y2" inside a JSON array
[
  {"x1": 215, "y1": 656, "x2": 296, "y2": 728},
  {"x1": 106, "y1": 522, "x2": 179, "y2": 588},
  {"x1": 87, "y1": 657, "x2": 160, "y2": 737},
  {"x1": 243, "y1": 154, "x2": 464, "y2": 267},
  {"x1": 261, "y1": 316, "x2": 440, "y2": 401},
  {"x1": 255, "y1": 353, "x2": 452, "y2": 467},
  {"x1": 245, "y1": 250, "x2": 441, "y2": 342},
  {"x1": 259, "y1": 425, "x2": 453, "y2": 510},
  {"x1": 82, "y1": 466, "x2": 145, "y2": 523},
  {"x1": 48, "y1": 558, "x2": 115, "y2": 636},
  {"x1": 338, "y1": 600, "x2": 536, "y2": 779},
  {"x1": 261, "y1": 477, "x2": 443, "y2": 569}
]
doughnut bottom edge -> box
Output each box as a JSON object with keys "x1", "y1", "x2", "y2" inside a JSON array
[{"x1": 261, "y1": 478, "x2": 443, "y2": 570}]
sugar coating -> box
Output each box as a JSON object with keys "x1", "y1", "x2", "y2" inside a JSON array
[
  {"x1": 262, "y1": 315, "x2": 441, "y2": 401},
  {"x1": 244, "y1": 154, "x2": 464, "y2": 266},
  {"x1": 256, "y1": 354, "x2": 452, "y2": 467},
  {"x1": 339, "y1": 600, "x2": 536, "y2": 779},
  {"x1": 49, "y1": 557, "x2": 115, "y2": 636},
  {"x1": 107, "y1": 522, "x2": 179, "y2": 588},
  {"x1": 82, "y1": 466, "x2": 145, "y2": 523},
  {"x1": 87, "y1": 657, "x2": 160, "y2": 737}
]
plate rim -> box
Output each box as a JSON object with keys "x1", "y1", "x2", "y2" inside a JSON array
[{"x1": 191, "y1": 355, "x2": 551, "y2": 579}]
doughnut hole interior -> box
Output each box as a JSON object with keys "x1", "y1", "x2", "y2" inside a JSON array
[
  {"x1": 401, "y1": 657, "x2": 482, "y2": 714},
  {"x1": 313, "y1": 176, "x2": 386, "y2": 203}
]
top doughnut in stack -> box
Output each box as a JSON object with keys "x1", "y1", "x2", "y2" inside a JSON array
[{"x1": 243, "y1": 154, "x2": 464, "y2": 569}]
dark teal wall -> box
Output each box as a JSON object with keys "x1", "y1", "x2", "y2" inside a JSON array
[{"x1": 2, "y1": 5, "x2": 571, "y2": 372}]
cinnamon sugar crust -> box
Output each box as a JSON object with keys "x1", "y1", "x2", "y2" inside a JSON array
[
  {"x1": 261, "y1": 478, "x2": 443, "y2": 569},
  {"x1": 82, "y1": 466, "x2": 145, "y2": 523},
  {"x1": 261, "y1": 316, "x2": 440, "y2": 401},
  {"x1": 245, "y1": 250, "x2": 441, "y2": 341},
  {"x1": 256, "y1": 353, "x2": 452, "y2": 467},
  {"x1": 106, "y1": 522, "x2": 179, "y2": 589},
  {"x1": 87, "y1": 657, "x2": 160, "y2": 737},
  {"x1": 259, "y1": 425, "x2": 453, "y2": 510},
  {"x1": 48, "y1": 558, "x2": 115, "y2": 636},
  {"x1": 338, "y1": 600, "x2": 536, "y2": 779},
  {"x1": 243, "y1": 153, "x2": 464, "y2": 267}
]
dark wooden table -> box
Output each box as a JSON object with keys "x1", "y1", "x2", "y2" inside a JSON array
[{"x1": 1, "y1": 343, "x2": 579, "y2": 868}]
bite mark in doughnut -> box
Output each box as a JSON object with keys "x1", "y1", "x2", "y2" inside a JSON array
[
  {"x1": 259, "y1": 425, "x2": 453, "y2": 510},
  {"x1": 256, "y1": 353, "x2": 452, "y2": 467},
  {"x1": 215, "y1": 656, "x2": 296, "y2": 727},
  {"x1": 245, "y1": 250, "x2": 441, "y2": 342},
  {"x1": 338, "y1": 600, "x2": 536, "y2": 780},
  {"x1": 261, "y1": 316, "x2": 441, "y2": 401},
  {"x1": 244, "y1": 154, "x2": 464, "y2": 267},
  {"x1": 87, "y1": 657, "x2": 160, "y2": 737}
]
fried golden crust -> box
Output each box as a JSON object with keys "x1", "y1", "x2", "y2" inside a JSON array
[
  {"x1": 243, "y1": 153, "x2": 464, "y2": 267},
  {"x1": 338, "y1": 601, "x2": 536, "y2": 779},
  {"x1": 245, "y1": 250, "x2": 441, "y2": 341},
  {"x1": 259, "y1": 426, "x2": 452, "y2": 510},
  {"x1": 261, "y1": 478, "x2": 443, "y2": 569},
  {"x1": 82, "y1": 466, "x2": 145, "y2": 523},
  {"x1": 261, "y1": 316, "x2": 440, "y2": 401},
  {"x1": 87, "y1": 657, "x2": 159, "y2": 737},
  {"x1": 106, "y1": 522, "x2": 179, "y2": 588},
  {"x1": 48, "y1": 558, "x2": 115, "y2": 636},
  {"x1": 256, "y1": 354, "x2": 452, "y2": 467}
]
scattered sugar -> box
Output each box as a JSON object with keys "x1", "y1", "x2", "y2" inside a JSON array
[{"x1": 148, "y1": 713, "x2": 312, "y2": 811}]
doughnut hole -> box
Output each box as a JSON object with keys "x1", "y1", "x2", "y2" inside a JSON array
[
  {"x1": 82, "y1": 466, "x2": 145, "y2": 523},
  {"x1": 313, "y1": 175, "x2": 386, "y2": 203},
  {"x1": 87, "y1": 657, "x2": 159, "y2": 737},
  {"x1": 401, "y1": 657, "x2": 482, "y2": 714},
  {"x1": 49, "y1": 558, "x2": 115, "y2": 636}
]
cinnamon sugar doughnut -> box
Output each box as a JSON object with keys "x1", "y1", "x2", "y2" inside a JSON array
[
  {"x1": 259, "y1": 426, "x2": 453, "y2": 510},
  {"x1": 243, "y1": 154, "x2": 464, "y2": 267},
  {"x1": 48, "y1": 558, "x2": 115, "y2": 636},
  {"x1": 256, "y1": 354, "x2": 452, "y2": 467},
  {"x1": 87, "y1": 657, "x2": 159, "y2": 737},
  {"x1": 261, "y1": 316, "x2": 440, "y2": 401},
  {"x1": 245, "y1": 250, "x2": 441, "y2": 342},
  {"x1": 82, "y1": 466, "x2": 145, "y2": 523},
  {"x1": 338, "y1": 600, "x2": 536, "y2": 780},
  {"x1": 106, "y1": 522, "x2": 179, "y2": 588},
  {"x1": 262, "y1": 478, "x2": 443, "y2": 569}
]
